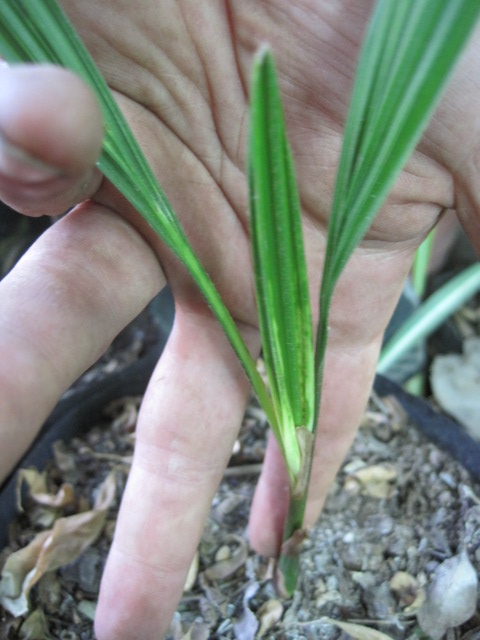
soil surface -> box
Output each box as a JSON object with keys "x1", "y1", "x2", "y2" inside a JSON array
[{"x1": 1, "y1": 382, "x2": 480, "y2": 640}]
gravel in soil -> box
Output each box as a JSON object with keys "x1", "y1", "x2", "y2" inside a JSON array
[{"x1": 1, "y1": 390, "x2": 480, "y2": 640}]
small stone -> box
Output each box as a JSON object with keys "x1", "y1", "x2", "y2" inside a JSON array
[
  {"x1": 424, "y1": 560, "x2": 440, "y2": 574},
  {"x1": 103, "y1": 519, "x2": 116, "y2": 542},
  {"x1": 363, "y1": 547, "x2": 386, "y2": 572},
  {"x1": 313, "y1": 578, "x2": 327, "y2": 597},
  {"x1": 78, "y1": 547, "x2": 102, "y2": 594},
  {"x1": 315, "y1": 590, "x2": 342, "y2": 614},
  {"x1": 438, "y1": 490, "x2": 453, "y2": 507},
  {"x1": 390, "y1": 571, "x2": 419, "y2": 607},
  {"x1": 59, "y1": 562, "x2": 79, "y2": 590},
  {"x1": 363, "y1": 514, "x2": 394, "y2": 537},
  {"x1": 343, "y1": 477, "x2": 361, "y2": 496},
  {"x1": 364, "y1": 582, "x2": 395, "y2": 618},
  {"x1": 351, "y1": 571, "x2": 376, "y2": 590},
  {"x1": 417, "y1": 552, "x2": 478, "y2": 640},
  {"x1": 439, "y1": 472, "x2": 456, "y2": 489},
  {"x1": 341, "y1": 542, "x2": 384, "y2": 572},
  {"x1": 59, "y1": 631, "x2": 79, "y2": 640},
  {"x1": 37, "y1": 573, "x2": 62, "y2": 614},
  {"x1": 326, "y1": 575, "x2": 339, "y2": 592},
  {"x1": 341, "y1": 545, "x2": 363, "y2": 571},
  {"x1": 387, "y1": 525, "x2": 414, "y2": 557},
  {"x1": 77, "y1": 599, "x2": 97, "y2": 621},
  {"x1": 19, "y1": 609, "x2": 49, "y2": 640},
  {"x1": 72, "y1": 607, "x2": 82, "y2": 625},
  {"x1": 214, "y1": 545, "x2": 231, "y2": 563},
  {"x1": 428, "y1": 449, "x2": 444, "y2": 470},
  {"x1": 372, "y1": 420, "x2": 394, "y2": 442}
]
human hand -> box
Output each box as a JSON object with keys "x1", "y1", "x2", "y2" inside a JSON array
[{"x1": 1, "y1": 2, "x2": 479, "y2": 638}]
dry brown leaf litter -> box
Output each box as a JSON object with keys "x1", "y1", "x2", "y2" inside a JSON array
[{"x1": 0, "y1": 394, "x2": 480, "y2": 639}]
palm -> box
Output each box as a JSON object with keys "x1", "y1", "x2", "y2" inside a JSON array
[{"x1": 0, "y1": 2, "x2": 479, "y2": 639}]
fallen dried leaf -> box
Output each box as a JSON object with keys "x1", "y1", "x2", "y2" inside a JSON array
[
  {"x1": 461, "y1": 627, "x2": 480, "y2": 640},
  {"x1": 417, "y1": 552, "x2": 478, "y2": 639},
  {"x1": 198, "y1": 575, "x2": 226, "y2": 610},
  {"x1": 431, "y1": 337, "x2": 480, "y2": 439},
  {"x1": 0, "y1": 532, "x2": 50, "y2": 599},
  {"x1": 234, "y1": 606, "x2": 258, "y2": 640},
  {"x1": 18, "y1": 608, "x2": 50, "y2": 639},
  {"x1": 184, "y1": 551, "x2": 199, "y2": 592},
  {"x1": 181, "y1": 619, "x2": 210, "y2": 640},
  {"x1": 32, "y1": 485, "x2": 75, "y2": 510},
  {"x1": 204, "y1": 535, "x2": 247, "y2": 581},
  {"x1": 233, "y1": 582, "x2": 259, "y2": 640},
  {"x1": 214, "y1": 545, "x2": 231, "y2": 563},
  {"x1": 323, "y1": 617, "x2": 396, "y2": 640},
  {"x1": 76, "y1": 599, "x2": 97, "y2": 622},
  {"x1": 111, "y1": 398, "x2": 139, "y2": 432},
  {"x1": 168, "y1": 612, "x2": 183, "y2": 640},
  {"x1": 0, "y1": 471, "x2": 116, "y2": 617},
  {"x1": 16, "y1": 468, "x2": 75, "y2": 510},
  {"x1": 349, "y1": 464, "x2": 397, "y2": 498},
  {"x1": 52, "y1": 441, "x2": 76, "y2": 475},
  {"x1": 257, "y1": 599, "x2": 283, "y2": 637},
  {"x1": 389, "y1": 571, "x2": 418, "y2": 606},
  {"x1": 16, "y1": 469, "x2": 47, "y2": 510},
  {"x1": 403, "y1": 591, "x2": 426, "y2": 616},
  {"x1": 28, "y1": 506, "x2": 57, "y2": 530},
  {"x1": 80, "y1": 447, "x2": 133, "y2": 466},
  {"x1": 351, "y1": 464, "x2": 397, "y2": 484},
  {"x1": 390, "y1": 570, "x2": 425, "y2": 614}
]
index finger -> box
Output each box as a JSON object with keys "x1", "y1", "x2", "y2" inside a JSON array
[{"x1": 95, "y1": 308, "x2": 259, "y2": 640}]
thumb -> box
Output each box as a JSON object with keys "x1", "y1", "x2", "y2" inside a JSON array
[{"x1": 0, "y1": 64, "x2": 103, "y2": 215}]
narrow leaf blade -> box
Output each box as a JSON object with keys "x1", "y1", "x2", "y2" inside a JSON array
[
  {"x1": 315, "y1": 0, "x2": 480, "y2": 421},
  {"x1": 249, "y1": 47, "x2": 315, "y2": 474}
]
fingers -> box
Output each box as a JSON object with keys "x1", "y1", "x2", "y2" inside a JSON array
[
  {"x1": 248, "y1": 431, "x2": 290, "y2": 555},
  {"x1": 249, "y1": 340, "x2": 380, "y2": 556},
  {"x1": 94, "y1": 308, "x2": 256, "y2": 640},
  {"x1": 0, "y1": 203, "x2": 164, "y2": 480},
  {"x1": 249, "y1": 245, "x2": 415, "y2": 556},
  {"x1": 0, "y1": 64, "x2": 103, "y2": 215}
]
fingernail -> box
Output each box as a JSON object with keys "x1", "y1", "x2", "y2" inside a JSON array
[{"x1": 0, "y1": 130, "x2": 63, "y2": 182}]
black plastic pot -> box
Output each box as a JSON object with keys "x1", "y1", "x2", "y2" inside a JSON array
[
  {"x1": 374, "y1": 374, "x2": 480, "y2": 484},
  {"x1": 0, "y1": 288, "x2": 174, "y2": 548}
]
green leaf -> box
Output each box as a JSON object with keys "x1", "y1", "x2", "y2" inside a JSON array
[
  {"x1": 0, "y1": 0, "x2": 276, "y2": 429},
  {"x1": 412, "y1": 228, "x2": 436, "y2": 299},
  {"x1": 249, "y1": 48, "x2": 315, "y2": 477},
  {"x1": 315, "y1": 0, "x2": 480, "y2": 422},
  {"x1": 378, "y1": 263, "x2": 480, "y2": 375}
]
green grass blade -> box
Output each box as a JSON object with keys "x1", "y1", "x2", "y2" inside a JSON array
[
  {"x1": 378, "y1": 263, "x2": 480, "y2": 376},
  {"x1": 249, "y1": 48, "x2": 315, "y2": 476},
  {"x1": 315, "y1": 0, "x2": 480, "y2": 423},
  {"x1": 412, "y1": 228, "x2": 436, "y2": 299},
  {"x1": 0, "y1": 0, "x2": 277, "y2": 429}
]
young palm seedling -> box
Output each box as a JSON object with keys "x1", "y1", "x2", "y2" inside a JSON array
[
  {"x1": 248, "y1": 1, "x2": 480, "y2": 593},
  {"x1": 1, "y1": 0, "x2": 479, "y2": 597}
]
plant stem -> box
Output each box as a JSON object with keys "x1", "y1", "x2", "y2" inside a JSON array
[
  {"x1": 277, "y1": 425, "x2": 316, "y2": 595},
  {"x1": 277, "y1": 492, "x2": 307, "y2": 596}
]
